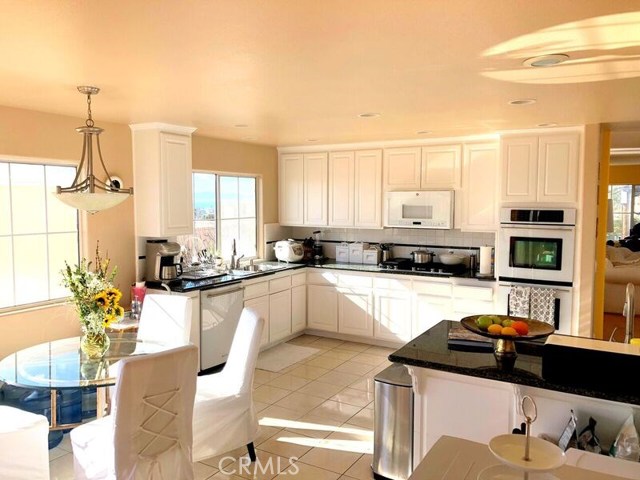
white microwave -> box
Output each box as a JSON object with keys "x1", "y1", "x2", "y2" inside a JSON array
[{"x1": 384, "y1": 190, "x2": 454, "y2": 229}]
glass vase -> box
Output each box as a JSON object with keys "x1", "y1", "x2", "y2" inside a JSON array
[{"x1": 80, "y1": 331, "x2": 110, "y2": 359}]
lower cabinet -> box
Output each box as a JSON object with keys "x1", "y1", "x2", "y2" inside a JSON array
[
  {"x1": 269, "y1": 289, "x2": 292, "y2": 343},
  {"x1": 307, "y1": 284, "x2": 338, "y2": 332},
  {"x1": 243, "y1": 294, "x2": 270, "y2": 347},
  {"x1": 338, "y1": 287, "x2": 373, "y2": 336},
  {"x1": 374, "y1": 289, "x2": 413, "y2": 342},
  {"x1": 291, "y1": 285, "x2": 306, "y2": 334}
]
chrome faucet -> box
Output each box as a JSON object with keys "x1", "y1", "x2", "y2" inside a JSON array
[{"x1": 623, "y1": 282, "x2": 635, "y2": 344}]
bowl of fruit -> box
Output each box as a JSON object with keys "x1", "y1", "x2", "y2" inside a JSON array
[{"x1": 461, "y1": 314, "x2": 555, "y2": 370}]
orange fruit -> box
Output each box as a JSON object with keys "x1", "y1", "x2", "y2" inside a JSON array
[
  {"x1": 501, "y1": 326, "x2": 518, "y2": 336},
  {"x1": 511, "y1": 321, "x2": 529, "y2": 336},
  {"x1": 487, "y1": 324, "x2": 503, "y2": 335}
]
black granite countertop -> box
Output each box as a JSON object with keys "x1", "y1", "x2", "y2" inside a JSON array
[{"x1": 389, "y1": 320, "x2": 640, "y2": 406}]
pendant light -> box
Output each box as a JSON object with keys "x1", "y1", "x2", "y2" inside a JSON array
[{"x1": 55, "y1": 86, "x2": 133, "y2": 213}]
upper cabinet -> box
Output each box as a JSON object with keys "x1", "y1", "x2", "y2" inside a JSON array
[
  {"x1": 460, "y1": 143, "x2": 499, "y2": 231},
  {"x1": 328, "y1": 151, "x2": 355, "y2": 227},
  {"x1": 501, "y1": 133, "x2": 579, "y2": 204},
  {"x1": 279, "y1": 152, "x2": 328, "y2": 226},
  {"x1": 303, "y1": 153, "x2": 328, "y2": 225},
  {"x1": 130, "y1": 123, "x2": 197, "y2": 237},
  {"x1": 384, "y1": 145, "x2": 461, "y2": 191}
]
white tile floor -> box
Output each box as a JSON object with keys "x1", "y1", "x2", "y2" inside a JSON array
[{"x1": 49, "y1": 335, "x2": 392, "y2": 479}]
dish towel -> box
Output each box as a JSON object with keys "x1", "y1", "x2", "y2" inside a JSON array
[
  {"x1": 508, "y1": 286, "x2": 531, "y2": 318},
  {"x1": 530, "y1": 287, "x2": 556, "y2": 325}
]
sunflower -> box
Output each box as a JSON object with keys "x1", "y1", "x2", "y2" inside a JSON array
[
  {"x1": 94, "y1": 292, "x2": 108, "y2": 308},
  {"x1": 105, "y1": 287, "x2": 122, "y2": 303}
]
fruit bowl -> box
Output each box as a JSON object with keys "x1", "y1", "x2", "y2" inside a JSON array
[{"x1": 461, "y1": 315, "x2": 555, "y2": 370}]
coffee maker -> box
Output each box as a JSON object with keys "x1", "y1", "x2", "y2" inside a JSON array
[{"x1": 145, "y1": 240, "x2": 183, "y2": 281}]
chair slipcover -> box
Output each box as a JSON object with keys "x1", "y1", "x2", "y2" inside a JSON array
[
  {"x1": 0, "y1": 405, "x2": 50, "y2": 480},
  {"x1": 192, "y1": 307, "x2": 265, "y2": 461},
  {"x1": 71, "y1": 344, "x2": 198, "y2": 480},
  {"x1": 136, "y1": 294, "x2": 193, "y2": 348}
]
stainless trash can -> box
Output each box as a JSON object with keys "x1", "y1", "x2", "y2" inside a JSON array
[{"x1": 372, "y1": 363, "x2": 414, "y2": 480}]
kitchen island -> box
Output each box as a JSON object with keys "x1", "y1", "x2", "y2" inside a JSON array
[{"x1": 389, "y1": 320, "x2": 640, "y2": 467}]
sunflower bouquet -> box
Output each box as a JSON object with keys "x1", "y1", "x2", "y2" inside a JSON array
[{"x1": 61, "y1": 243, "x2": 124, "y2": 337}]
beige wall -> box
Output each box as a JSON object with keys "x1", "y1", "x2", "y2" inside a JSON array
[
  {"x1": 0, "y1": 105, "x2": 136, "y2": 356},
  {"x1": 192, "y1": 136, "x2": 278, "y2": 224}
]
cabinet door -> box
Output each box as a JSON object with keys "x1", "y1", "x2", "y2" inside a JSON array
[
  {"x1": 354, "y1": 150, "x2": 383, "y2": 228},
  {"x1": 383, "y1": 147, "x2": 422, "y2": 190},
  {"x1": 338, "y1": 287, "x2": 373, "y2": 337},
  {"x1": 160, "y1": 132, "x2": 194, "y2": 235},
  {"x1": 244, "y1": 295, "x2": 270, "y2": 347},
  {"x1": 421, "y1": 144, "x2": 462, "y2": 189},
  {"x1": 412, "y1": 293, "x2": 452, "y2": 337},
  {"x1": 307, "y1": 285, "x2": 338, "y2": 332},
  {"x1": 461, "y1": 143, "x2": 499, "y2": 231},
  {"x1": 303, "y1": 153, "x2": 328, "y2": 225},
  {"x1": 328, "y1": 151, "x2": 355, "y2": 227},
  {"x1": 269, "y1": 289, "x2": 292, "y2": 343},
  {"x1": 279, "y1": 153, "x2": 304, "y2": 225},
  {"x1": 500, "y1": 136, "x2": 538, "y2": 203},
  {"x1": 374, "y1": 289, "x2": 412, "y2": 342},
  {"x1": 537, "y1": 134, "x2": 579, "y2": 203},
  {"x1": 291, "y1": 285, "x2": 306, "y2": 333}
]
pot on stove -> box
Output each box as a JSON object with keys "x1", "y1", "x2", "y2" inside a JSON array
[{"x1": 410, "y1": 249, "x2": 433, "y2": 264}]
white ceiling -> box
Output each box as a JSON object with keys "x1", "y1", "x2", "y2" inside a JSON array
[{"x1": 1, "y1": 0, "x2": 640, "y2": 147}]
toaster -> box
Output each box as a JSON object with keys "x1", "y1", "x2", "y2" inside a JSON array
[{"x1": 274, "y1": 239, "x2": 304, "y2": 263}]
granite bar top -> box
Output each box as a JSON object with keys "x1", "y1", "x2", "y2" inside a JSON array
[{"x1": 389, "y1": 320, "x2": 640, "y2": 406}]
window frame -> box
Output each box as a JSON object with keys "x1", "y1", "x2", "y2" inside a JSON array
[
  {"x1": 190, "y1": 169, "x2": 260, "y2": 261},
  {"x1": 0, "y1": 155, "x2": 84, "y2": 314}
]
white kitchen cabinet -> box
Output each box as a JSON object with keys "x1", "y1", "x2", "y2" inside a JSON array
[
  {"x1": 269, "y1": 289, "x2": 292, "y2": 343},
  {"x1": 421, "y1": 144, "x2": 461, "y2": 189},
  {"x1": 411, "y1": 280, "x2": 452, "y2": 337},
  {"x1": 244, "y1": 294, "x2": 270, "y2": 347},
  {"x1": 328, "y1": 151, "x2": 355, "y2": 227},
  {"x1": 291, "y1": 284, "x2": 306, "y2": 333},
  {"x1": 450, "y1": 284, "x2": 497, "y2": 320},
  {"x1": 307, "y1": 284, "x2": 338, "y2": 332},
  {"x1": 501, "y1": 133, "x2": 579, "y2": 204},
  {"x1": 338, "y1": 287, "x2": 373, "y2": 337},
  {"x1": 460, "y1": 143, "x2": 499, "y2": 231},
  {"x1": 130, "y1": 123, "x2": 197, "y2": 237},
  {"x1": 374, "y1": 289, "x2": 413, "y2": 342},
  {"x1": 304, "y1": 153, "x2": 328, "y2": 225},
  {"x1": 383, "y1": 147, "x2": 422, "y2": 190},
  {"x1": 354, "y1": 150, "x2": 383, "y2": 228},
  {"x1": 279, "y1": 153, "x2": 305, "y2": 225}
]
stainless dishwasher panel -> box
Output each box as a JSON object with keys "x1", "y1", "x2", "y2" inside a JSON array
[
  {"x1": 200, "y1": 285, "x2": 244, "y2": 370},
  {"x1": 373, "y1": 364, "x2": 414, "y2": 480}
]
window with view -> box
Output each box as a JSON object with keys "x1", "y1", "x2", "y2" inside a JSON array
[
  {"x1": 178, "y1": 172, "x2": 257, "y2": 263},
  {"x1": 0, "y1": 161, "x2": 79, "y2": 309},
  {"x1": 608, "y1": 184, "x2": 640, "y2": 241}
]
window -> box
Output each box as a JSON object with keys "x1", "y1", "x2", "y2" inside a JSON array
[
  {"x1": 608, "y1": 184, "x2": 640, "y2": 240},
  {"x1": 179, "y1": 173, "x2": 257, "y2": 263},
  {"x1": 0, "y1": 161, "x2": 79, "y2": 309}
]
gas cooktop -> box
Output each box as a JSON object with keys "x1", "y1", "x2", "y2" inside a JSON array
[{"x1": 378, "y1": 258, "x2": 467, "y2": 276}]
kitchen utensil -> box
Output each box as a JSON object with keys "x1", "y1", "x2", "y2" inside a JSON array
[
  {"x1": 274, "y1": 239, "x2": 304, "y2": 263},
  {"x1": 410, "y1": 249, "x2": 433, "y2": 264},
  {"x1": 469, "y1": 253, "x2": 477, "y2": 272},
  {"x1": 440, "y1": 250, "x2": 465, "y2": 265}
]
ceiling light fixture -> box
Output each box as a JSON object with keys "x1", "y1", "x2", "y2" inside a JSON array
[
  {"x1": 306, "y1": 139, "x2": 319, "y2": 142},
  {"x1": 508, "y1": 99, "x2": 536, "y2": 105},
  {"x1": 55, "y1": 86, "x2": 133, "y2": 214},
  {"x1": 537, "y1": 123, "x2": 558, "y2": 128},
  {"x1": 234, "y1": 124, "x2": 249, "y2": 128},
  {"x1": 523, "y1": 54, "x2": 569, "y2": 68},
  {"x1": 416, "y1": 130, "x2": 432, "y2": 135},
  {"x1": 358, "y1": 112, "x2": 380, "y2": 118}
]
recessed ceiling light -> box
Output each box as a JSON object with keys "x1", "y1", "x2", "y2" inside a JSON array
[
  {"x1": 416, "y1": 130, "x2": 432, "y2": 135},
  {"x1": 307, "y1": 138, "x2": 319, "y2": 142},
  {"x1": 242, "y1": 136, "x2": 256, "y2": 141},
  {"x1": 234, "y1": 124, "x2": 249, "y2": 128},
  {"x1": 358, "y1": 112, "x2": 381, "y2": 118},
  {"x1": 537, "y1": 123, "x2": 558, "y2": 128},
  {"x1": 508, "y1": 99, "x2": 536, "y2": 105},
  {"x1": 523, "y1": 54, "x2": 570, "y2": 68}
]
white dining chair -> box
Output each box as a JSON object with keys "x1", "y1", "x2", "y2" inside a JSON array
[
  {"x1": 71, "y1": 344, "x2": 199, "y2": 480},
  {"x1": 0, "y1": 405, "x2": 50, "y2": 480},
  {"x1": 192, "y1": 307, "x2": 265, "y2": 462},
  {"x1": 137, "y1": 294, "x2": 193, "y2": 347}
]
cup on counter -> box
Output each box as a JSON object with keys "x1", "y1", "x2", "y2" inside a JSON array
[{"x1": 130, "y1": 283, "x2": 147, "y2": 320}]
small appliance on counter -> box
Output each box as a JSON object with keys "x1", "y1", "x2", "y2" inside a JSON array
[
  {"x1": 312, "y1": 230, "x2": 324, "y2": 260},
  {"x1": 274, "y1": 239, "x2": 304, "y2": 263},
  {"x1": 145, "y1": 240, "x2": 183, "y2": 282}
]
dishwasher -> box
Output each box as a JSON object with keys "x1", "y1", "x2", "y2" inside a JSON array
[{"x1": 200, "y1": 284, "x2": 245, "y2": 371}]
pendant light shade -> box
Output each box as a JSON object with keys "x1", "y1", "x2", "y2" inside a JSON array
[{"x1": 55, "y1": 86, "x2": 133, "y2": 214}]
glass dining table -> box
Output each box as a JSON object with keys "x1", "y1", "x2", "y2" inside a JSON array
[{"x1": 0, "y1": 332, "x2": 173, "y2": 430}]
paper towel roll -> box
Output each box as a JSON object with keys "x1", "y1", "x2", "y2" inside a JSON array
[{"x1": 479, "y1": 246, "x2": 493, "y2": 276}]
